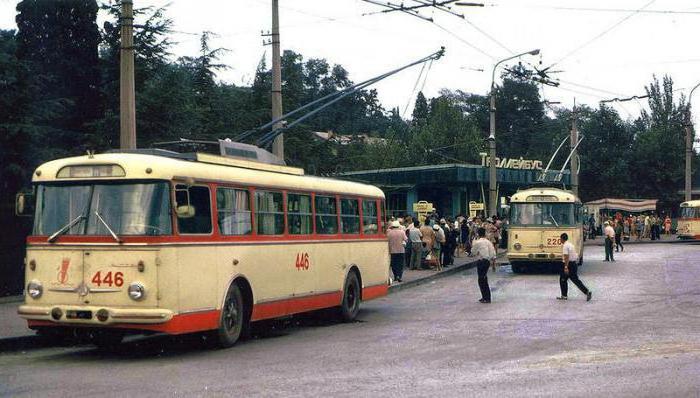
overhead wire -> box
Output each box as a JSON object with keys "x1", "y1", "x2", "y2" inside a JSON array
[
  {"x1": 402, "y1": 62, "x2": 428, "y2": 118},
  {"x1": 549, "y1": 0, "x2": 658, "y2": 68}
]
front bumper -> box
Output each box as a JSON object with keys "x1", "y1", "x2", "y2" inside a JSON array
[
  {"x1": 18, "y1": 304, "x2": 173, "y2": 326},
  {"x1": 508, "y1": 252, "x2": 562, "y2": 261}
]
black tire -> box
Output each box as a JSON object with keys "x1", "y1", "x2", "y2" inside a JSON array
[
  {"x1": 216, "y1": 282, "x2": 245, "y2": 348},
  {"x1": 339, "y1": 271, "x2": 361, "y2": 322}
]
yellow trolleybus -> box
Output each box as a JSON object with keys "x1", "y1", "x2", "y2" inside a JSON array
[
  {"x1": 678, "y1": 200, "x2": 700, "y2": 239},
  {"x1": 507, "y1": 187, "x2": 584, "y2": 273},
  {"x1": 17, "y1": 149, "x2": 389, "y2": 347}
]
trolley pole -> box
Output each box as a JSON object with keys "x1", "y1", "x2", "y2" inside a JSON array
[
  {"x1": 570, "y1": 100, "x2": 579, "y2": 196},
  {"x1": 119, "y1": 0, "x2": 136, "y2": 150},
  {"x1": 271, "y1": 0, "x2": 284, "y2": 159}
]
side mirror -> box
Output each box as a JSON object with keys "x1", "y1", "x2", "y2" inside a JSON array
[
  {"x1": 176, "y1": 205, "x2": 196, "y2": 218},
  {"x1": 15, "y1": 192, "x2": 35, "y2": 217}
]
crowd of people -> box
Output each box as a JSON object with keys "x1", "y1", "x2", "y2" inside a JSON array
[
  {"x1": 587, "y1": 213, "x2": 673, "y2": 244},
  {"x1": 385, "y1": 212, "x2": 507, "y2": 282}
]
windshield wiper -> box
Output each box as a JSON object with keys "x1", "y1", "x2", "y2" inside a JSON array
[
  {"x1": 549, "y1": 215, "x2": 559, "y2": 228},
  {"x1": 47, "y1": 215, "x2": 85, "y2": 243},
  {"x1": 94, "y1": 211, "x2": 122, "y2": 243}
]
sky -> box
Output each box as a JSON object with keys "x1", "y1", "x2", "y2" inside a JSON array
[{"x1": 2, "y1": 0, "x2": 700, "y2": 130}]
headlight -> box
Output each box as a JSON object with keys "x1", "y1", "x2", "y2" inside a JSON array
[
  {"x1": 513, "y1": 242, "x2": 522, "y2": 250},
  {"x1": 128, "y1": 282, "x2": 146, "y2": 301},
  {"x1": 27, "y1": 280, "x2": 43, "y2": 299}
]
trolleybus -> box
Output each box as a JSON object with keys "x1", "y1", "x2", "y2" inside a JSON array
[
  {"x1": 678, "y1": 200, "x2": 700, "y2": 239},
  {"x1": 507, "y1": 187, "x2": 584, "y2": 273},
  {"x1": 17, "y1": 148, "x2": 389, "y2": 347}
]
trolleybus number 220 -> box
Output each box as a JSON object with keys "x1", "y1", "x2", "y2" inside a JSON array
[{"x1": 546, "y1": 238, "x2": 562, "y2": 246}]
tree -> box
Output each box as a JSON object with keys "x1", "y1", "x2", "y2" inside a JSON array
[
  {"x1": 15, "y1": 0, "x2": 101, "y2": 152},
  {"x1": 630, "y1": 75, "x2": 688, "y2": 206}
]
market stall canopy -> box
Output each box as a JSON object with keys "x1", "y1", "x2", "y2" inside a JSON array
[{"x1": 584, "y1": 198, "x2": 658, "y2": 213}]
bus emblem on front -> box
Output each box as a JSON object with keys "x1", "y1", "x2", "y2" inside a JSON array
[{"x1": 57, "y1": 258, "x2": 70, "y2": 284}]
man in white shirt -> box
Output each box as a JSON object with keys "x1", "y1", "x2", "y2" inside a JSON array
[
  {"x1": 407, "y1": 220, "x2": 423, "y2": 270},
  {"x1": 471, "y1": 227, "x2": 496, "y2": 303},
  {"x1": 558, "y1": 233, "x2": 592, "y2": 301},
  {"x1": 603, "y1": 221, "x2": 615, "y2": 262}
]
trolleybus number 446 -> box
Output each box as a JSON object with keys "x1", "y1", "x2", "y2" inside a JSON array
[
  {"x1": 91, "y1": 271, "x2": 124, "y2": 287},
  {"x1": 295, "y1": 253, "x2": 310, "y2": 271}
]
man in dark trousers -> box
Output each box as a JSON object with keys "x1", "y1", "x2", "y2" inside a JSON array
[
  {"x1": 472, "y1": 227, "x2": 496, "y2": 303},
  {"x1": 557, "y1": 233, "x2": 592, "y2": 301}
]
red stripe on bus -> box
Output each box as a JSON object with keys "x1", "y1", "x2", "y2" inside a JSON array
[
  {"x1": 362, "y1": 284, "x2": 388, "y2": 301},
  {"x1": 26, "y1": 310, "x2": 221, "y2": 335},
  {"x1": 251, "y1": 291, "x2": 343, "y2": 321}
]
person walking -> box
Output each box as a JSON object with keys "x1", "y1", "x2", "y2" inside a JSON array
[
  {"x1": 387, "y1": 221, "x2": 408, "y2": 283},
  {"x1": 557, "y1": 233, "x2": 592, "y2": 301},
  {"x1": 604, "y1": 221, "x2": 615, "y2": 261},
  {"x1": 614, "y1": 219, "x2": 624, "y2": 252},
  {"x1": 471, "y1": 227, "x2": 496, "y2": 303},
  {"x1": 408, "y1": 220, "x2": 423, "y2": 270},
  {"x1": 433, "y1": 224, "x2": 444, "y2": 269},
  {"x1": 664, "y1": 215, "x2": 672, "y2": 238}
]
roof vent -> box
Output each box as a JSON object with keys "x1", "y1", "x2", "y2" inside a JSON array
[{"x1": 218, "y1": 139, "x2": 285, "y2": 166}]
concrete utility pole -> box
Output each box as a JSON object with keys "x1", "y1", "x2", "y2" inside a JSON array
[
  {"x1": 685, "y1": 82, "x2": 700, "y2": 201},
  {"x1": 271, "y1": 0, "x2": 284, "y2": 159},
  {"x1": 570, "y1": 100, "x2": 579, "y2": 197},
  {"x1": 489, "y1": 49, "x2": 540, "y2": 217},
  {"x1": 120, "y1": 0, "x2": 136, "y2": 150}
]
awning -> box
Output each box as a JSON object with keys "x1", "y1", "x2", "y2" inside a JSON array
[{"x1": 584, "y1": 198, "x2": 658, "y2": 213}]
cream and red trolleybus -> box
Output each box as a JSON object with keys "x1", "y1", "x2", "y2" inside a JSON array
[
  {"x1": 18, "y1": 142, "x2": 389, "y2": 347},
  {"x1": 507, "y1": 187, "x2": 584, "y2": 273},
  {"x1": 678, "y1": 200, "x2": 700, "y2": 239}
]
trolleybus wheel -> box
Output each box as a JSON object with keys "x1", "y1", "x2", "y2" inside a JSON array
[
  {"x1": 339, "y1": 271, "x2": 361, "y2": 322},
  {"x1": 217, "y1": 282, "x2": 245, "y2": 348}
]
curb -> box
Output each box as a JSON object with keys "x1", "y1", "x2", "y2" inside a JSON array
[
  {"x1": 389, "y1": 252, "x2": 506, "y2": 294},
  {"x1": 0, "y1": 295, "x2": 23, "y2": 304}
]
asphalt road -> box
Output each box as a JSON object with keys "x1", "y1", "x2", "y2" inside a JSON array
[{"x1": 1, "y1": 243, "x2": 699, "y2": 397}]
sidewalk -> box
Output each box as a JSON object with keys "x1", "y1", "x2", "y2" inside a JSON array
[
  {"x1": 0, "y1": 297, "x2": 31, "y2": 340},
  {"x1": 389, "y1": 249, "x2": 506, "y2": 293}
]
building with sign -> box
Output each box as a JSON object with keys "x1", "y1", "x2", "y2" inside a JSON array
[{"x1": 339, "y1": 162, "x2": 570, "y2": 218}]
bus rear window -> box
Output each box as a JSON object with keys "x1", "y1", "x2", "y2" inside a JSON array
[
  {"x1": 362, "y1": 200, "x2": 378, "y2": 234},
  {"x1": 315, "y1": 196, "x2": 338, "y2": 234},
  {"x1": 217, "y1": 188, "x2": 252, "y2": 235},
  {"x1": 288, "y1": 193, "x2": 312, "y2": 235},
  {"x1": 255, "y1": 191, "x2": 284, "y2": 235},
  {"x1": 340, "y1": 198, "x2": 360, "y2": 234}
]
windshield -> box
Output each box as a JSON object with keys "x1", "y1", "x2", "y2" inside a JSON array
[
  {"x1": 33, "y1": 182, "x2": 172, "y2": 236},
  {"x1": 681, "y1": 206, "x2": 699, "y2": 219},
  {"x1": 510, "y1": 203, "x2": 579, "y2": 227}
]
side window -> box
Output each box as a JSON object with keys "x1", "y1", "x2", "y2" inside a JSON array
[
  {"x1": 315, "y1": 195, "x2": 338, "y2": 234},
  {"x1": 288, "y1": 193, "x2": 312, "y2": 235},
  {"x1": 175, "y1": 184, "x2": 212, "y2": 234},
  {"x1": 217, "y1": 188, "x2": 252, "y2": 235},
  {"x1": 255, "y1": 190, "x2": 284, "y2": 235},
  {"x1": 362, "y1": 199, "x2": 378, "y2": 234},
  {"x1": 340, "y1": 198, "x2": 360, "y2": 234}
]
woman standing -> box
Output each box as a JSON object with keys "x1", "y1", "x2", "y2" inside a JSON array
[{"x1": 664, "y1": 215, "x2": 672, "y2": 238}]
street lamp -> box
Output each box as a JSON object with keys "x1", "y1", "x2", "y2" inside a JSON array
[
  {"x1": 488, "y1": 49, "x2": 540, "y2": 217},
  {"x1": 684, "y1": 82, "x2": 700, "y2": 201}
]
